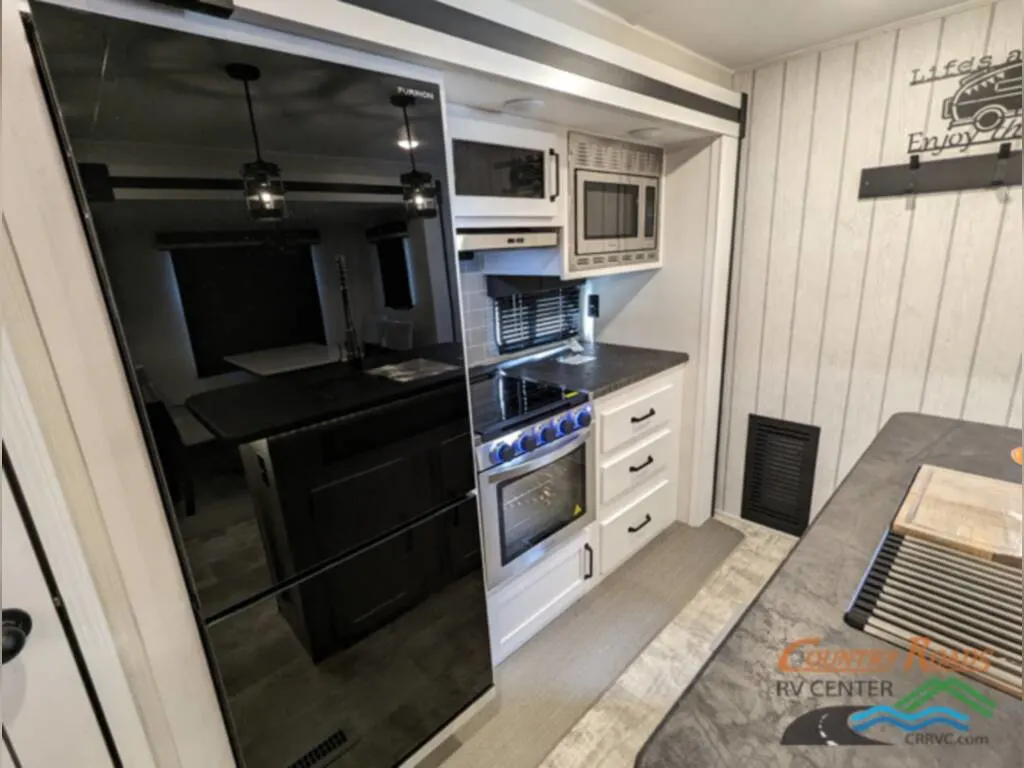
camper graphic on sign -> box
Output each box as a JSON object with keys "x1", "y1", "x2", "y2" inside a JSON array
[{"x1": 941, "y1": 61, "x2": 1022, "y2": 132}]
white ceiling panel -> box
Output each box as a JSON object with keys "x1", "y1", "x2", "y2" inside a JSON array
[{"x1": 579, "y1": 0, "x2": 968, "y2": 68}]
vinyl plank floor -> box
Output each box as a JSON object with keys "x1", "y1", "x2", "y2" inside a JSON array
[
  {"x1": 540, "y1": 515, "x2": 796, "y2": 768},
  {"x1": 441, "y1": 519, "x2": 745, "y2": 768}
]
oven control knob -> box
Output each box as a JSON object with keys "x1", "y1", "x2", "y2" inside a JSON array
[
  {"x1": 491, "y1": 443, "x2": 514, "y2": 463},
  {"x1": 516, "y1": 433, "x2": 537, "y2": 453},
  {"x1": 575, "y1": 410, "x2": 592, "y2": 428},
  {"x1": 537, "y1": 425, "x2": 556, "y2": 444},
  {"x1": 556, "y1": 416, "x2": 575, "y2": 436}
]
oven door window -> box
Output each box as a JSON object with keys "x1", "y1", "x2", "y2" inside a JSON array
[
  {"x1": 583, "y1": 181, "x2": 638, "y2": 239},
  {"x1": 496, "y1": 443, "x2": 587, "y2": 565},
  {"x1": 454, "y1": 139, "x2": 546, "y2": 199}
]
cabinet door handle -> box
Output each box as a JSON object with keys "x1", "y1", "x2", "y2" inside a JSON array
[
  {"x1": 629, "y1": 455, "x2": 654, "y2": 473},
  {"x1": 549, "y1": 148, "x2": 561, "y2": 202},
  {"x1": 631, "y1": 408, "x2": 656, "y2": 424},
  {"x1": 583, "y1": 543, "x2": 594, "y2": 579},
  {"x1": 627, "y1": 514, "x2": 653, "y2": 534}
]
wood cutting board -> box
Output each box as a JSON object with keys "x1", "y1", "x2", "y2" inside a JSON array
[{"x1": 893, "y1": 465, "x2": 1022, "y2": 568}]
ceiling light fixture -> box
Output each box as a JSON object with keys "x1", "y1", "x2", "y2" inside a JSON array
[
  {"x1": 628, "y1": 127, "x2": 663, "y2": 141},
  {"x1": 227, "y1": 62, "x2": 286, "y2": 221},
  {"x1": 502, "y1": 97, "x2": 545, "y2": 114},
  {"x1": 391, "y1": 93, "x2": 437, "y2": 218}
]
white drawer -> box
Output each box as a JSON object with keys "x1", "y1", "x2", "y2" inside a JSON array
[
  {"x1": 599, "y1": 379, "x2": 679, "y2": 455},
  {"x1": 599, "y1": 478, "x2": 674, "y2": 576},
  {"x1": 600, "y1": 428, "x2": 673, "y2": 506}
]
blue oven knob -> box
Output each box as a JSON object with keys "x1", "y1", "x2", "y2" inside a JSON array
[
  {"x1": 491, "y1": 442, "x2": 514, "y2": 463},
  {"x1": 556, "y1": 416, "x2": 575, "y2": 436},
  {"x1": 575, "y1": 409, "x2": 592, "y2": 428},
  {"x1": 537, "y1": 425, "x2": 556, "y2": 444},
  {"x1": 516, "y1": 433, "x2": 537, "y2": 453}
]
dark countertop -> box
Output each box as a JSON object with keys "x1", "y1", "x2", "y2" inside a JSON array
[
  {"x1": 638, "y1": 414, "x2": 1023, "y2": 768},
  {"x1": 186, "y1": 344, "x2": 465, "y2": 444},
  {"x1": 506, "y1": 343, "x2": 689, "y2": 399}
]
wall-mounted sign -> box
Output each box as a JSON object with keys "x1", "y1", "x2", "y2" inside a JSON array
[{"x1": 907, "y1": 51, "x2": 1022, "y2": 155}]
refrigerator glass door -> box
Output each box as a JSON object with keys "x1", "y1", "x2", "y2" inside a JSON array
[{"x1": 28, "y1": 3, "x2": 489, "y2": 766}]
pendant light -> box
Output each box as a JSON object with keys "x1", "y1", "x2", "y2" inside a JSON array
[
  {"x1": 390, "y1": 93, "x2": 437, "y2": 218},
  {"x1": 226, "y1": 63, "x2": 286, "y2": 221}
]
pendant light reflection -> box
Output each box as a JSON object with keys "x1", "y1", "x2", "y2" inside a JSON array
[
  {"x1": 227, "y1": 63, "x2": 286, "y2": 221},
  {"x1": 397, "y1": 124, "x2": 420, "y2": 150},
  {"x1": 391, "y1": 93, "x2": 437, "y2": 218}
]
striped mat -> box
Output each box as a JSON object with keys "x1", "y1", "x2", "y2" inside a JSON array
[{"x1": 845, "y1": 531, "x2": 1023, "y2": 697}]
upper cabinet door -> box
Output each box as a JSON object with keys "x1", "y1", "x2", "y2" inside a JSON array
[{"x1": 450, "y1": 117, "x2": 563, "y2": 220}]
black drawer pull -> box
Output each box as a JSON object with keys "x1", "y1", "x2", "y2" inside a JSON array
[
  {"x1": 583, "y1": 543, "x2": 594, "y2": 579},
  {"x1": 630, "y1": 408, "x2": 656, "y2": 424},
  {"x1": 627, "y1": 514, "x2": 652, "y2": 534},
  {"x1": 629, "y1": 455, "x2": 654, "y2": 473}
]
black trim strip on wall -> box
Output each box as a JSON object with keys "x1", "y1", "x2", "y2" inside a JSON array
[
  {"x1": 149, "y1": 0, "x2": 234, "y2": 17},
  {"x1": 2, "y1": 449, "x2": 124, "y2": 768},
  {"x1": 343, "y1": 0, "x2": 741, "y2": 124},
  {"x1": 859, "y1": 147, "x2": 1022, "y2": 199},
  {"x1": 738, "y1": 91, "x2": 748, "y2": 140},
  {"x1": 709, "y1": 91, "x2": 748, "y2": 517}
]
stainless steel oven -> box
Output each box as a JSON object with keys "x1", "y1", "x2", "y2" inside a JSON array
[
  {"x1": 476, "y1": 402, "x2": 594, "y2": 589},
  {"x1": 568, "y1": 132, "x2": 663, "y2": 273}
]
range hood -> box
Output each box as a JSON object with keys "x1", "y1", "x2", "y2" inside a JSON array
[
  {"x1": 485, "y1": 274, "x2": 583, "y2": 297},
  {"x1": 456, "y1": 227, "x2": 559, "y2": 254}
]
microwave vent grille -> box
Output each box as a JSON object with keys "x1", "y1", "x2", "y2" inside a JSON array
[{"x1": 569, "y1": 133, "x2": 663, "y2": 175}]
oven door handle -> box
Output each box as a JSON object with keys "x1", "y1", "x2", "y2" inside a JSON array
[{"x1": 482, "y1": 429, "x2": 590, "y2": 483}]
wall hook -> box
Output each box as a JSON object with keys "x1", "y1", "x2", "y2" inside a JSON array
[
  {"x1": 992, "y1": 142, "x2": 1011, "y2": 203},
  {"x1": 905, "y1": 154, "x2": 920, "y2": 210}
]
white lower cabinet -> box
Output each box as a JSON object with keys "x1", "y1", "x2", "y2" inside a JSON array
[
  {"x1": 487, "y1": 525, "x2": 596, "y2": 665},
  {"x1": 594, "y1": 366, "x2": 685, "y2": 576},
  {"x1": 599, "y1": 478, "x2": 675, "y2": 576}
]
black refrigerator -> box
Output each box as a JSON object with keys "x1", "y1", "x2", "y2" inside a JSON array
[{"x1": 27, "y1": 3, "x2": 492, "y2": 767}]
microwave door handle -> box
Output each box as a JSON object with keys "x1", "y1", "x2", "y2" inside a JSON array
[
  {"x1": 482, "y1": 429, "x2": 590, "y2": 482},
  {"x1": 549, "y1": 148, "x2": 560, "y2": 202}
]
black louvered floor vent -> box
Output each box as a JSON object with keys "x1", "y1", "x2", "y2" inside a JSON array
[
  {"x1": 740, "y1": 415, "x2": 820, "y2": 536},
  {"x1": 286, "y1": 728, "x2": 349, "y2": 768}
]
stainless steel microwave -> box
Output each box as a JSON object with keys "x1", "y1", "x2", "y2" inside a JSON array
[{"x1": 568, "y1": 132, "x2": 663, "y2": 273}]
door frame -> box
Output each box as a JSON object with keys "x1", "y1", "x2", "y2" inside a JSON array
[{"x1": 2, "y1": 453, "x2": 116, "y2": 767}]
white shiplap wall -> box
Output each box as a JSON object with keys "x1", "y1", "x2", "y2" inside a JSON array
[{"x1": 718, "y1": 0, "x2": 1023, "y2": 520}]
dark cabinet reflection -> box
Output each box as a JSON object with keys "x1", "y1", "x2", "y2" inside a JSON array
[
  {"x1": 29, "y1": 3, "x2": 491, "y2": 767},
  {"x1": 207, "y1": 498, "x2": 490, "y2": 768}
]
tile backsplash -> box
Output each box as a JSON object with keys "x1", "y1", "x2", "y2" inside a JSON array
[
  {"x1": 458, "y1": 258, "x2": 500, "y2": 366},
  {"x1": 458, "y1": 257, "x2": 587, "y2": 368}
]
